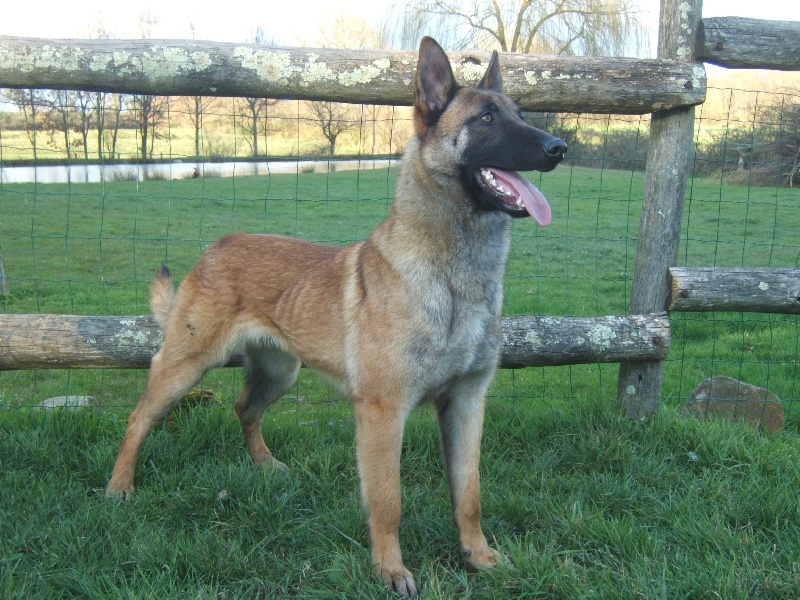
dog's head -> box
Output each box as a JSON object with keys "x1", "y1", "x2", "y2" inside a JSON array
[{"x1": 414, "y1": 37, "x2": 567, "y2": 225}]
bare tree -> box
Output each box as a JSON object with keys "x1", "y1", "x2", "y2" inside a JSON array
[
  {"x1": 5, "y1": 89, "x2": 43, "y2": 159},
  {"x1": 238, "y1": 96, "x2": 272, "y2": 157},
  {"x1": 184, "y1": 21, "x2": 218, "y2": 159},
  {"x1": 384, "y1": 0, "x2": 646, "y2": 56},
  {"x1": 314, "y1": 14, "x2": 385, "y2": 50},
  {"x1": 104, "y1": 94, "x2": 127, "y2": 159},
  {"x1": 133, "y1": 94, "x2": 168, "y2": 159},
  {"x1": 72, "y1": 90, "x2": 94, "y2": 160},
  {"x1": 44, "y1": 90, "x2": 73, "y2": 159},
  {"x1": 305, "y1": 17, "x2": 384, "y2": 156},
  {"x1": 187, "y1": 96, "x2": 208, "y2": 158},
  {"x1": 134, "y1": 9, "x2": 167, "y2": 160},
  {"x1": 88, "y1": 21, "x2": 112, "y2": 161},
  {"x1": 138, "y1": 7, "x2": 159, "y2": 39},
  {"x1": 309, "y1": 101, "x2": 358, "y2": 156},
  {"x1": 237, "y1": 28, "x2": 278, "y2": 157}
]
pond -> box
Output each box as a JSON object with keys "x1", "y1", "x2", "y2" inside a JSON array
[{"x1": 0, "y1": 158, "x2": 400, "y2": 184}]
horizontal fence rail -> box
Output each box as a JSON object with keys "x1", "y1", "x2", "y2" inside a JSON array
[
  {"x1": 696, "y1": 17, "x2": 800, "y2": 70},
  {"x1": 669, "y1": 268, "x2": 800, "y2": 314},
  {"x1": 500, "y1": 314, "x2": 670, "y2": 368},
  {"x1": 0, "y1": 314, "x2": 670, "y2": 371},
  {"x1": 1, "y1": 11, "x2": 798, "y2": 418},
  {"x1": 0, "y1": 36, "x2": 705, "y2": 114}
]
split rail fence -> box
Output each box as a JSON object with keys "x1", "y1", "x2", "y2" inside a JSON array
[{"x1": 0, "y1": 0, "x2": 798, "y2": 417}]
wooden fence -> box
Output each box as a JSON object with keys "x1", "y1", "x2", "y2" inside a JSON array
[{"x1": 0, "y1": 0, "x2": 798, "y2": 417}]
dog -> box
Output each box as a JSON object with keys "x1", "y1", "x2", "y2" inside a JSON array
[{"x1": 106, "y1": 37, "x2": 566, "y2": 597}]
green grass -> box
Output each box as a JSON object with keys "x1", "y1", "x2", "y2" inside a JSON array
[
  {"x1": 0, "y1": 161, "x2": 799, "y2": 596},
  {"x1": 1, "y1": 397, "x2": 799, "y2": 598},
  {"x1": 1, "y1": 164, "x2": 798, "y2": 417}
]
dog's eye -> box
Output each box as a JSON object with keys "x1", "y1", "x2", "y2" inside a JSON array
[{"x1": 481, "y1": 112, "x2": 493, "y2": 123}]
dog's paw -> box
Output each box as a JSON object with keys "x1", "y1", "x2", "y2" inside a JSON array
[
  {"x1": 377, "y1": 564, "x2": 418, "y2": 598},
  {"x1": 260, "y1": 456, "x2": 289, "y2": 474},
  {"x1": 463, "y1": 544, "x2": 508, "y2": 572},
  {"x1": 105, "y1": 480, "x2": 134, "y2": 500}
]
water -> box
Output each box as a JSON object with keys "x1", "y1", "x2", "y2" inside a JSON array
[{"x1": 0, "y1": 158, "x2": 400, "y2": 184}]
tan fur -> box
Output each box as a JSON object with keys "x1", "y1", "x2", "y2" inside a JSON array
[
  {"x1": 149, "y1": 266, "x2": 175, "y2": 329},
  {"x1": 106, "y1": 37, "x2": 564, "y2": 598}
]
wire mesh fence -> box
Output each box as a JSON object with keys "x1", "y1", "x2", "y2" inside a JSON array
[{"x1": 0, "y1": 86, "x2": 797, "y2": 428}]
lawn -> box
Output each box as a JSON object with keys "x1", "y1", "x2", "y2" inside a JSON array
[
  {"x1": 0, "y1": 163, "x2": 797, "y2": 412},
  {"x1": 0, "y1": 163, "x2": 799, "y2": 597},
  {"x1": 1, "y1": 394, "x2": 799, "y2": 598}
]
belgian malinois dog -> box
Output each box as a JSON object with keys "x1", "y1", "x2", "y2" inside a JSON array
[{"x1": 106, "y1": 37, "x2": 566, "y2": 596}]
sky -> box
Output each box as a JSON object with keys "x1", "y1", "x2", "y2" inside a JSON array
[{"x1": 0, "y1": 0, "x2": 797, "y2": 50}]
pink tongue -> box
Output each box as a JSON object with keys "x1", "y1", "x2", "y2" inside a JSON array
[{"x1": 489, "y1": 168, "x2": 552, "y2": 226}]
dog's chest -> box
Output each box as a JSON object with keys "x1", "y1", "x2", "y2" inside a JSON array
[{"x1": 413, "y1": 224, "x2": 508, "y2": 375}]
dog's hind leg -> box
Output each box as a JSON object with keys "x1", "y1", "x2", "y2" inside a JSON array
[
  {"x1": 435, "y1": 371, "x2": 501, "y2": 571},
  {"x1": 234, "y1": 345, "x2": 300, "y2": 472},
  {"x1": 106, "y1": 349, "x2": 211, "y2": 499}
]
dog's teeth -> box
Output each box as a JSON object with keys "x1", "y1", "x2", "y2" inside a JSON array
[
  {"x1": 516, "y1": 196, "x2": 524, "y2": 207},
  {"x1": 482, "y1": 168, "x2": 517, "y2": 199}
]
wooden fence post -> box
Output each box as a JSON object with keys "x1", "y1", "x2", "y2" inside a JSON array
[
  {"x1": 0, "y1": 251, "x2": 8, "y2": 297},
  {"x1": 617, "y1": 0, "x2": 703, "y2": 418}
]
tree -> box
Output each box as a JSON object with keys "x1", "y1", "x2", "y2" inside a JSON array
[
  {"x1": 72, "y1": 90, "x2": 94, "y2": 161},
  {"x1": 103, "y1": 94, "x2": 127, "y2": 159},
  {"x1": 5, "y1": 89, "x2": 43, "y2": 159},
  {"x1": 305, "y1": 16, "x2": 386, "y2": 156},
  {"x1": 133, "y1": 94, "x2": 168, "y2": 160},
  {"x1": 308, "y1": 101, "x2": 358, "y2": 156},
  {"x1": 747, "y1": 89, "x2": 800, "y2": 186},
  {"x1": 134, "y1": 9, "x2": 167, "y2": 160},
  {"x1": 184, "y1": 21, "x2": 219, "y2": 159},
  {"x1": 238, "y1": 28, "x2": 278, "y2": 157},
  {"x1": 384, "y1": 0, "x2": 646, "y2": 57},
  {"x1": 187, "y1": 96, "x2": 207, "y2": 158},
  {"x1": 315, "y1": 14, "x2": 384, "y2": 50},
  {"x1": 238, "y1": 96, "x2": 272, "y2": 157},
  {"x1": 44, "y1": 90, "x2": 74, "y2": 160},
  {"x1": 87, "y1": 22, "x2": 112, "y2": 161}
]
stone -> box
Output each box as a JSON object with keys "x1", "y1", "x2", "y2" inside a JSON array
[
  {"x1": 41, "y1": 395, "x2": 96, "y2": 410},
  {"x1": 684, "y1": 376, "x2": 784, "y2": 433}
]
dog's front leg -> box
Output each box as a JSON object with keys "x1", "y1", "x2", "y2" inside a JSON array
[
  {"x1": 354, "y1": 397, "x2": 418, "y2": 598},
  {"x1": 436, "y1": 377, "x2": 500, "y2": 571}
]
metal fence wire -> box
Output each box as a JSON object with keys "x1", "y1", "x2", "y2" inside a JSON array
[{"x1": 0, "y1": 86, "x2": 798, "y2": 428}]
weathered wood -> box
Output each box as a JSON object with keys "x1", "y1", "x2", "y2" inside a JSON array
[
  {"x1": 697, "y1": 17, "x2": 800, "y2": 71},
  {"x1": 0, "y1": 36, "x2": 705, "y2": 114},
  {"x1": 0, "y1": 313, "x2": 669, "y2": 372},
  {"x1": 0, "y1": 315, "x2": 164, "y2": 370},
  {"x1": 617, "y1": 0, "x2": 702, "y2": 420},
  {"x1": 669, "y1": 267, "x2": 800, "y2": 314},
  {"x1": 500, "y1": 314, "x2": 670, "y2": 368}
]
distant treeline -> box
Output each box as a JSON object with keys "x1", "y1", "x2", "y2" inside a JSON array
[
  {"x1": 529, "y1": 92, "x2": 800, "y2": 187},
  {"x1": 2, "y1": 88, "x2": 798, "y2": 186}
]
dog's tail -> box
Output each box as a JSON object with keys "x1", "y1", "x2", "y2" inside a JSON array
[{"x1": 150, "y1": 264, "x2": 175, "y2": 330}]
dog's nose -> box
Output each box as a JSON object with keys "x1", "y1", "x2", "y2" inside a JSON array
[{"x1": 544, "y1": 137, "x2": 568, "y2": 158}]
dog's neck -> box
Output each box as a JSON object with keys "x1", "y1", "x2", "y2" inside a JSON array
[{"x1": 370, "y1": 136, "x2": 513, "y2": 287}]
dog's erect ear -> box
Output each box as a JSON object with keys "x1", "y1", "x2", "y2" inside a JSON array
[
  {"x1": 414, "y1": 36, "x2": 458, "y2": 130},
  {"x1": 476, "y1": 50, "x2": 503, "y2": 93}
]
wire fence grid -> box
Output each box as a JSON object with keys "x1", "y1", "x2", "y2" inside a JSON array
[{"x1": 0, "y1": 86, "x2": 797, "y2": 428}]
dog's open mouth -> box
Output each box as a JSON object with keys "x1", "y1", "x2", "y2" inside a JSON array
[{"x1": 476, "y1": 168, "x2": 552, "y2": 226}]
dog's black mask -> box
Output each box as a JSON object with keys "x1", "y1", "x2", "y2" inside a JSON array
[{"x1": 415, "y1": 38, "x2": 567, "y2": 224}]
